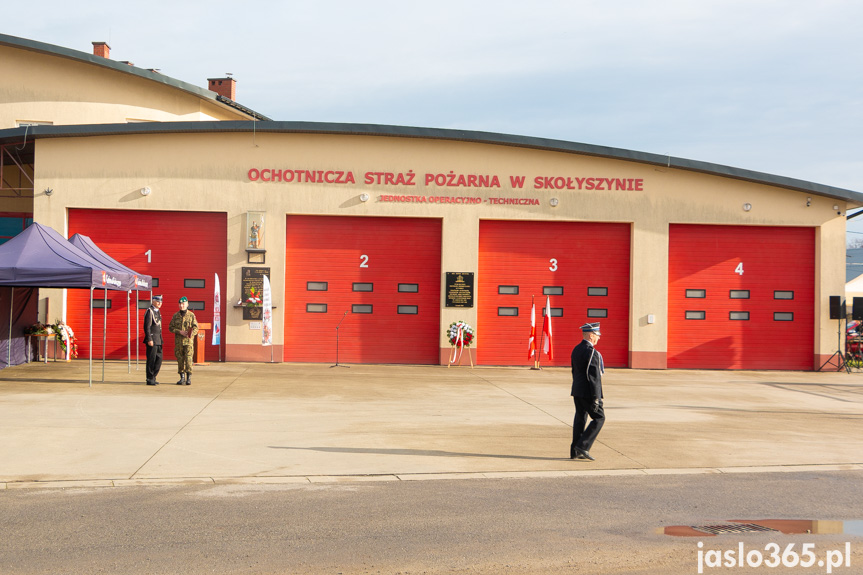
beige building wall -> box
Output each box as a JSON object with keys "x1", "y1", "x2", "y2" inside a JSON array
[
  {"x1": 30, "y1": 130, "x2": 849, "y2": 367},
  {"x1": 0, "y1": 45, "x2": 249, "y2": 128}
]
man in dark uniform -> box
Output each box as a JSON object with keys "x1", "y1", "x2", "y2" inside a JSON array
[
  {"x1": 142, "y1": 295, "x2": 163, "y2": 386},
  {"x1": 570, "y1": 322, "x2": 605, "y2": 461}
]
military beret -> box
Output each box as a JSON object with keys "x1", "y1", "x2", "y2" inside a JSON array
[{"x1": 179, "y1": 296, "x2": 188, "y2": 303}]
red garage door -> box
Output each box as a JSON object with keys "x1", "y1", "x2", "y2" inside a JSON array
[
  {"x1": 668, "y1": 224, "x2": 814, "y2": 370},
  {"x1": 478, "y1": 220, "x2": 631, "y2": 367},
  {"x1": 67, "y1": 209, "x2": 227, "y2": 362},
  {"x1": 284, "y1": 216, "x2": 441, "y2": 364}
]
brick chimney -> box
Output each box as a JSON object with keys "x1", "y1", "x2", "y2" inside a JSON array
[
  {"x1": 208, "y1": 77, "x2": 237, "y2": 100},
  {"x1": 92, "y1": 42, "x2": 110, "y2": 59}
]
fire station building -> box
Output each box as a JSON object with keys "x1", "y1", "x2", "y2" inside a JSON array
[{"x1": 2, "y1": 33, "x2": 860, "y2": 370}]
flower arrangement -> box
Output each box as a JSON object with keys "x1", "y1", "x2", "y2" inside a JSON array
[
  {"x1": 52, "y1": 322, "x2": 78, "y2": 359},
  {"x1": 244, "y1": 287, "x2": 262, "y2": 307},
  {"x1": 24, "y1": 322, "x2": 51, "y2": 335},
  {"x1": 447, "y1": 321, "x2": 475, "y2": 347},
  {"x1": 23, "y1": 322, "x2": 78, "y2": 359}
]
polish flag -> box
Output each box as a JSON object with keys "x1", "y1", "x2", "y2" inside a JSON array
[
  {"x1": 527, "y1": 297, "x2": 536, "y2": 360},
  {"x1": 541, "y1": 296, "x2": 553, "y2": 360}
]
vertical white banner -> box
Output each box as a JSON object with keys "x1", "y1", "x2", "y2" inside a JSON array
[
  {"x1": 212, "y1": 273, "x2": 221, "y2": 345},
  {"x1": 262, "y1": 274, "x2": 273, "y2": 346}
]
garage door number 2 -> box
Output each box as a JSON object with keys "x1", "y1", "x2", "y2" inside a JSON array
[
  {"x1": 735, "y1": 262, "x2": 744, "y2": 275},
  {"x1": 360, "y1": 254, "x2": 369, "y2": 268}
]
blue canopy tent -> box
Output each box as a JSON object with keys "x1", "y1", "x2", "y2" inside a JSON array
[
  {"x1": 0, "y1": 223, "x2": 135, "y2": 385},
  {"x1": 69, "y1": 233, "x2": 153, "y2": 372}
]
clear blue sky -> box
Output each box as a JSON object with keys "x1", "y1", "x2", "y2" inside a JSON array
[{"x1": 6, "y1": 1, "x2": 863, "y2": 239}]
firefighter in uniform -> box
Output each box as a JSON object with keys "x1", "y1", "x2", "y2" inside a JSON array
[
  {"x1": 142, "y1": 295, "x2": 163, "y2": 386},
  {"x1": 168, "y1": 296, "x2": 198, "y2": 385},
  {"x1": 570, "y1": 322, "x2": 605, "y2": 461}
]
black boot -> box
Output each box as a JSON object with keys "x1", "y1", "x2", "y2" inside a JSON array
[
  {"x1": 185, "y1": 373, "x2": 191, "y2": 386},
  {"x1": 176, "y1": 373, "x2": 185, "y2": 385}
]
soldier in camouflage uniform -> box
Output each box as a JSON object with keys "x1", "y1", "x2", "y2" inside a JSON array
[{"x1": 168, "y1": 296, "x2": 198, "y2": 385}]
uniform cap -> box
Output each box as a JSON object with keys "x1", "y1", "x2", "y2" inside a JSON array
[
  {"x1": 152, "y1": 295, "x2": 162, "y2": 302},
  {"x1": 179, "y1": 296, "x2": 188, "y2": 303},
  {"x1": 580, "y1": 322, "x2": 601, "y2": 335}
]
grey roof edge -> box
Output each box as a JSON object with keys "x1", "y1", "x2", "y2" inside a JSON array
[
  {"x1": 1, "y1": 120, "x2": 860, "y2": 204},
  {"x1": 0, "y1": 33, "x2": 269, "y2": 121}
]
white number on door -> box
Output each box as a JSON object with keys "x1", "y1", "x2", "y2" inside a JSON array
[
  {"x1": 735, "y1": 262, "x2": 744, "y2": 275},
  {"x1": 360, "y1": 254, "x2": 369, "y2": 268},
  {"x1": 145, "y1": 249, "x2": 152, "y2": 263},
  {"x1": 549, "y1": 258, "x2": 558, "y2": 272}
]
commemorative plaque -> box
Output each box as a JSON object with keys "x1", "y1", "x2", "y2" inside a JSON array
[
  {"x1": 242, "y1": 267, "x2": 270, "y2": 320},
  {"x1": 445, "y1": 272, "x2": 474, "y2": 308}
]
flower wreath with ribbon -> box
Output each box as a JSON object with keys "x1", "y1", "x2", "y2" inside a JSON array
[
  {"x1": 447, "y1": 321, "x2": 475, "y2": 364},
  {"x1": 52, "y1": 322, "x2": 78, "y2": 360}
]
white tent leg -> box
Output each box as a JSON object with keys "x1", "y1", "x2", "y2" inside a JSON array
[
  {"x1": 126, "y1": 291, "x2": 130, "y2": 374},
  {"x1": 102, "y1": 288, "x2": 107, "y2": 382},
  {"x1": 135, "y1": 291, "x2": 140, "y2": 370},
  {"x1": 89, "y1": 287, "x2": 93, "y2": 387},
  {"x1": 7, "y1": 287, "x2": 13, "y2": 368}
]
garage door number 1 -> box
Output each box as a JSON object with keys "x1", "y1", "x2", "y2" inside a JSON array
[{"x1": 735, "y1": 262, "x2": 744, "y2": 275}]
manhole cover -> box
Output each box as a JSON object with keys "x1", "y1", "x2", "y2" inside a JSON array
[{"x1": 692, "y1": 523, "x2": 779, "y2": 535}]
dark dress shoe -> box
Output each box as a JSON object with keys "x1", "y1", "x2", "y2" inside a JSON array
[
  {"x1": 146, "y1": 381, "x2": 156, "y2": 386},
  {"x1": 575, "y1": 448, "x2": 595, "y2": 461}
]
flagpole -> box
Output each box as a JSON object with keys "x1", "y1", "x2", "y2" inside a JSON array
[{"x1": 536, "y1": 329, "x2": 544, "y2": 370}]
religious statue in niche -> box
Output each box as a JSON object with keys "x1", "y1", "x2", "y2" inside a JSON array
[{"x1": 246, "y1": 212, "x2": 265, "y2": 250}]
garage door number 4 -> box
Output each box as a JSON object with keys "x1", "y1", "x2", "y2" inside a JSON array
[{"x1": 735, "y1": 262, "x2": 744, "y2": 275}]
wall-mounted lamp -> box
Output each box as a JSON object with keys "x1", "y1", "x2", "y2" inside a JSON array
[
  {"x1": 549, "y1": 197, "x2": 559, "y2": 207},
  {"x1": 359, "y1": 193, "x2": 370, "y2": 202},
  {"x1": 835, "y1": 204, "x2": 842, "y2": 215},
  {"x1": 806, "y1": 197, "x2": 811, "y2": 207},
  {"x1": 44, "y1": 188, "x2": 53, "y2": 196},
  {"x1": 743, "y1": 203, "x2": 752, "y2": 212},
  {"x1": 140, "y1": 187, "x2": 151, "y2": 196}
]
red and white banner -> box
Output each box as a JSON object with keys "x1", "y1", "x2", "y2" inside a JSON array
[
  {"x1": 541, "y1": 296, "x2": 553, "y2": 360},
  {"x1": 527, "y1": 296, "x2": 536, "y2": 360},
  {"x1": 262, "y1": 274, "x2": 272, "y2": 346},
  {"x1": 212, "y1": 273, "x2": 221, "y2": 346}
]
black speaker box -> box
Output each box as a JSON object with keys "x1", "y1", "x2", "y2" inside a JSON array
[{"x1": 829, "y1": 296, "x2": 843, "y2": 320}]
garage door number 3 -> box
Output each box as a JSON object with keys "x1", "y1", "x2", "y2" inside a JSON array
[
  {"x1": 549, "y1": 258, "x2": 558, "y2": 272},
  {"x1": 735, "y1": 262, "x2": 744, "y2": 275}
]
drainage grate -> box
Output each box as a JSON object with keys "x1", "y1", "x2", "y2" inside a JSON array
[{"x1": 691, "y1": 523, "x2": 779, "y2": 535}]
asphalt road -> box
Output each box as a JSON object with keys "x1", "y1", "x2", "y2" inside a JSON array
[{"x1": 2, "y1": 470, "x2": 862, "y2": 574}]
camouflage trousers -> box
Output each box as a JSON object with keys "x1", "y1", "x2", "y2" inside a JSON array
[{"x1": 175, "y1": 344, "x2": 193, "y2": 373}]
